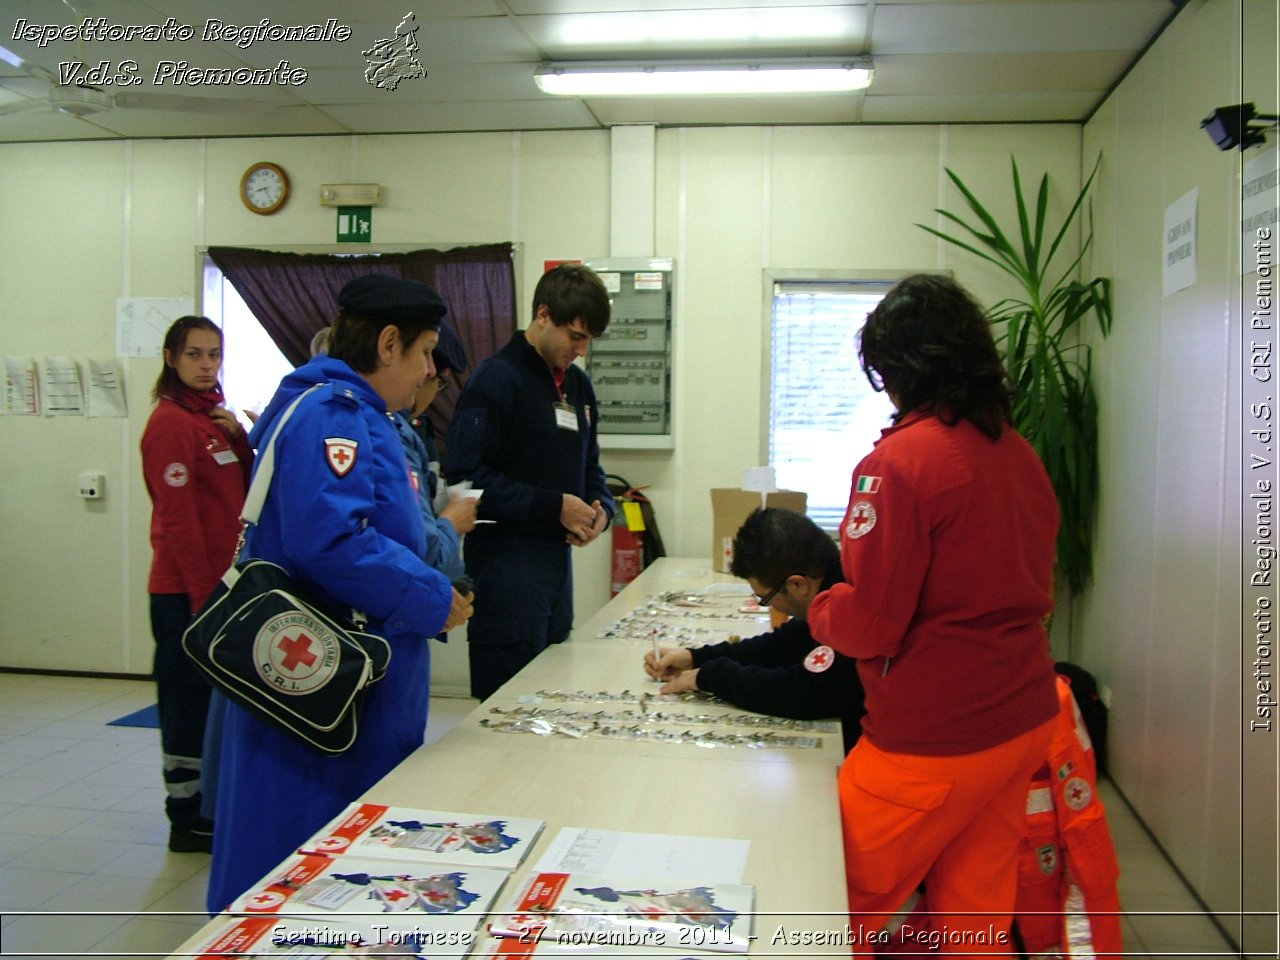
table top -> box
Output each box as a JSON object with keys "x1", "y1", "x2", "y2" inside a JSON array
[{"x1": 172, "y1": 558, "x2": 849, "y2": 958}]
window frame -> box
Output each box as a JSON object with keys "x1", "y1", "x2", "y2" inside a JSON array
[{"x1": 759, "y1": 268, "x2": 939, "y2": 531}]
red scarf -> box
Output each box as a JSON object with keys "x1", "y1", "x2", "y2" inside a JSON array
[{"x1": 164, "y1": 385, "x2": 233, "y2": 436}]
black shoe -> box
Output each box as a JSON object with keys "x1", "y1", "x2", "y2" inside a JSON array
[{"x1": 169, "y1": 827, "x2": 214, "y2": 853}]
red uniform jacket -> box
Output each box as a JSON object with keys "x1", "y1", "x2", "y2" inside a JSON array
[
  {"x1": 141, "y1": 395, "x2": 252, "y2": 612},
  {"x1": 809, "y1": 411, "x2": 1059, "y2": 755}
]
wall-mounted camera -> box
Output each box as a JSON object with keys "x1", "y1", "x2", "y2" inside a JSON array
[{"x1": 1201, "y1": 103, "x2": 1279, "y2": 151}]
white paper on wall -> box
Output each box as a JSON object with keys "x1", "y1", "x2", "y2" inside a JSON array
[
  {"x1": 1163, "y1": 188, "x2": 1198, "y2": 297},
  {"x1": 2, "y1": 356, "x2": 39, "y2": 416},
  {"x1": 87, "y1": 358, "x2": 127, "y2": 418},
  {"x1": 41, "y1": 356, "x2": 83, "y2": 416},
  {"x1": 1243, "y1": 146, "x2": 1279, "y2": 276},
  {"x1": 116, "y1": 297, "x2": 193, "y2": 358}
]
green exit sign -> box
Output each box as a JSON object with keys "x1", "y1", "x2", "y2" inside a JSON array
[{"x1": 337, "y1": 206, "x2": 372, "y2": 243}]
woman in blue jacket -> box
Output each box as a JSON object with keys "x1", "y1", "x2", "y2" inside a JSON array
[{"x1": 206, "y1": 274, "x2": 473, "y2": 913}]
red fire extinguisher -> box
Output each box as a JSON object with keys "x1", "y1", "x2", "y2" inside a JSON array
[{"x1": 606, "y1": 475, "x2": 665, "y2": 596}]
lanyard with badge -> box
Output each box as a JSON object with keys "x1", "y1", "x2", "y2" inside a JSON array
[{"x1": 553, "y1": 373, "x2": 578, "y2": 432}]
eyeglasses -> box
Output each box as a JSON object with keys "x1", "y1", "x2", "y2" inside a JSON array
[
  {"x1": 754, "y1": 583, "x2": 784, "y2": 606},
  {"x1": 432, "y1": 374, "x2": 453, "y2": 389}
]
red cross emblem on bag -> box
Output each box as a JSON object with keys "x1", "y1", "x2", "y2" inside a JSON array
[{"x1": 325, "y1": 437, "x2": 358, "y2": 477}]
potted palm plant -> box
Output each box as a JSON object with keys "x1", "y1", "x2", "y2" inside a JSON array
[{"x1": 917, "y1": 156, "x2": 1112, "y2": 595}]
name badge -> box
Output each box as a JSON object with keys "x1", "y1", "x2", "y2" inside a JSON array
[
  {"x1": 554, "y1": 402, "x2": 579, "y2": 432},
  {"x1": 208, "y1": 438, "x2": 240, "y2": 466}
]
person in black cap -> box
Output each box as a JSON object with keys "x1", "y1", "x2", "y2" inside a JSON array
[
  {"x1": 395, "y1": 322, "x2": 477, "y2": 581},
  {"x1": 206, "y1": 272, "x2": 473, "y2": 914}
]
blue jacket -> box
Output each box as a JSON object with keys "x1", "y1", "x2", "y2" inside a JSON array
[
  {"x1": 244, "y1": 355, "x2": 453, "y2": 638},
  {"x1": 443, "y1": 332, "x2": 615, "y2": 539},
  {"x1": 208, "y1": 355, "x2": 453, "y2": 915},
  {"x1": 394, "y1": 410, "x2": 464, "y2": 581}
]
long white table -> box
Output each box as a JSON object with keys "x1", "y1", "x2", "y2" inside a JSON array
[{"x1": 173, "y1": 557, "x2": 849, "y2": 957}]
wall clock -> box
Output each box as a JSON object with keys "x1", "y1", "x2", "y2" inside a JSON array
[{"x1": 239, "y1": 162, "x2": 289, "y2": 215}]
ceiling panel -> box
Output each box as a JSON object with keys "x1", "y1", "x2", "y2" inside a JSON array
[
  {"x1": 861, "y1": 90, "x2": 1100, "y2": 124},
  {"x1": 870, "y1": 50, "x2": 1134, "y2": 96},
  {"x1": 0, "y1": 0, "x2": 1179, "y2": 143},
  {"x1": 322, "y1": 97, "x2": 600, "y2": 134},
  {"x1": 871, "y1": 1, "x2": 1172, "y2": 54}
]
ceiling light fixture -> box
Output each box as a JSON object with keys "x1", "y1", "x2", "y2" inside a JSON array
[{"x1": 534, "y1": 58, "x2": 873, "y2": 97}]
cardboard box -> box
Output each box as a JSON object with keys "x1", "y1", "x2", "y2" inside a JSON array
[{"x1": 710, "y1": 487, "x2": 808, "y2": 572}]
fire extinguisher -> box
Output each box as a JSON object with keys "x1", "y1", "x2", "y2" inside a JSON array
[
  {"x1": 606, "y1": 474, "x2": 664, "y2": 597},
  {"x1": 612, "y1": 522, "x2": 645, "y2": 597}
]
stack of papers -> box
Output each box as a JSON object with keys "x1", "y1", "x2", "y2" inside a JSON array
[
  {"x1": 486, "y1": 870, "x2": 755, "y2": 956},
  {"x1": 201, "y1": 805, "x2": 547, "y2": 954},
  {"x1": 189, "y1": 914, "x2": 473, "y2": 958},
  {"x1": 300, "y1": 802, "x2": 544, "y2": 872},
  {"x1": 477, "y1": 827, "x2": 755, "y2": 958},
  {"x1": 226, "y1": 853, "x2": 508, "y2": 938}
]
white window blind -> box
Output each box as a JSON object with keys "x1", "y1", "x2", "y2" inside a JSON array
[{"x1": 769, "y1": 280, "x2": 897, "y2": 530}]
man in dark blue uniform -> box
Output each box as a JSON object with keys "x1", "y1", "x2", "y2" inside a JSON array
[
  {"x1": 646, "y1": 508, "x2": 865, "y2": 753},
  {"x1": 444, "y1": 264, "x2": 615, "y2": 700}
]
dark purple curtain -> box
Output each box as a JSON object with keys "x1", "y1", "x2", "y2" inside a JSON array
[{"x1": 207, "y1": 243, "x2": 516, "y2": 437}]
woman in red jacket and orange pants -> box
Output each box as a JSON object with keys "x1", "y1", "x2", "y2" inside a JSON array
[
  {"x1": 809, "y1": 275, "x2": 1060, "y2": 955},
  {"x1": 140, "y1": 316, "x2": 252, "y2": 853}
]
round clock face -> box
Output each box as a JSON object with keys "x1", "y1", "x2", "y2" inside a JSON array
[{"x1": 240, "y1": 162, "x2": 288, "y2": 215}]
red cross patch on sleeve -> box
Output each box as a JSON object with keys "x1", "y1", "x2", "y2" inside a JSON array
[
  {"x1": 324, "y1": 438, "x2": 358, "y2": 477},
  {"x1": 163, "y1": 462, "x2": 189, "y2": 487},
  {"x1": 804, "y1": 645, "x2": 836, "y2": 673},
  {"x1": 846, "y1": 499, "x2": 877, "y2": 539}
]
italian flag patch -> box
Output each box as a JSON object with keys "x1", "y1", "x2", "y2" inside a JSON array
[{"x1": 855, "y1": 475, "x2": 881, "y2": 494}]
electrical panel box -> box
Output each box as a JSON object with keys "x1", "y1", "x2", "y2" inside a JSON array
[{"x1": 581, "y1": 257, "x2": 674, "y2": 440}]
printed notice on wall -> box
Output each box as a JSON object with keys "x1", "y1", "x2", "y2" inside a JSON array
[
  {"x1": 2, "y1": 356, "x2": 39, "y2": 416},
  {"x1": 87, "y1": 359, "x2": 127, "y2": 418},
  {"x1": 1163, "y1": 188, "x2": 1198, "y2": 297},
  {"x1": 41, "y1": 357, "x2": 84, "y2": 416},
  {"x1": 117, "y1": 297, "x2": 193, "y2": 358},
  {"x1": 1243, "y1": 147, "x2": 1279, "y2": 276}
]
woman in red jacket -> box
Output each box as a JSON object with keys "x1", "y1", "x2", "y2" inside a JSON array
[
  {"x1": 808, "y1": 275, "x2": 1060, "y2": 955},
  {"x1": 140, "y1": 316, "x2": 252, "y2": 853}
]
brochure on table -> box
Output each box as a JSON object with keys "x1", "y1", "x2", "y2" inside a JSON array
[
  {"x1": 226, "y1": 853, "x2": 508, "y2": 937},
  {"x1": 485, "y1": 870, "x2": 754, "y2": 957},
  {"x1": 300, "y1": 802, "x2": 545, "y2": 871},
  {"x1": 190, "y1": 915, "x2": 475, "y2": 958},
  {"x1": 476, "y1": 827, "x2": 754, "y2": 957}
]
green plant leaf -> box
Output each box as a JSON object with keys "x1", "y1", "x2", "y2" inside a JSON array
[{"x1": 916, "y1": 155, "x2": 1113, "y2": 595}]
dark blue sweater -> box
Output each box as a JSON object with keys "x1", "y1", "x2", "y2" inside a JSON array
[{"x1": 443, "y1": 332, "x2": 614, "y2": 541}]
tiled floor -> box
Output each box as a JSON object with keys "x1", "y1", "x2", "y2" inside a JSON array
[
  {"x1": 0, "y1": 672, "x2": 1240, "y2": 959},
  {"x1": 0, "y1": 672, "x2": 476, "y2": 959}
]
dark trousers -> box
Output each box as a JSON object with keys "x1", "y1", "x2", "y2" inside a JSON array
[
  {"x1": 464, "y1": 533, "x2": 572, "y2": 701},
  {"x1": 150, "y1": 593, "x2": 213, "y2": 832}
]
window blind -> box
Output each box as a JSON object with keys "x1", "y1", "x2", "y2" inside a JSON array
[{"x1": 769, "y1": 281, "x2": 897, "y2": 530}]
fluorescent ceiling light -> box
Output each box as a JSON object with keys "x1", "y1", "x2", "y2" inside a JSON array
[{"x1": 535, "y1": 59, "x2": 873, "y2": 97}]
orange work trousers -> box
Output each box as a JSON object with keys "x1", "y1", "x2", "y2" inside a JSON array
[{"x1": 838, "y1": 718, "x2": 1056, "y2": 957}]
